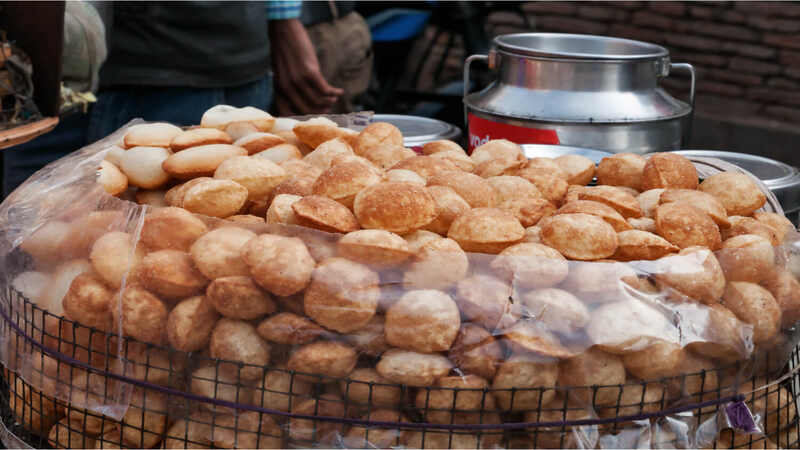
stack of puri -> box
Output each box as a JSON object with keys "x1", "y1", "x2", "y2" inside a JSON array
[{"x1": 8, "y1": 104, "x2": 800, "y2": 449}]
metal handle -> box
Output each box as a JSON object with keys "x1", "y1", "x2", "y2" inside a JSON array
[
  {"x1": 463, "y1": 54, "x2": 489, "y2": 128},
  {"x1": 669, "y1": 62, "x2": 696, "y2": 147},
  {"x1": 668, "y1": 62, "x2": 696, "y2": 110}
]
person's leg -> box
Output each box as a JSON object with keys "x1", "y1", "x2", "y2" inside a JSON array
[{"x1": 3, "y1": 112, "x2": 90, "y2": 197}]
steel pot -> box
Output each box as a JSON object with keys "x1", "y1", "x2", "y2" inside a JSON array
[{"x1": 464, "y1": 33, "x2": 695, "y2": 154}]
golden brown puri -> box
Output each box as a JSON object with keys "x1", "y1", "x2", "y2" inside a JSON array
[
  {"x1": 555, "y1": 154, "x2": 596, "y2": 186},
  {"x1": 597, "y1": 153, "x2": 646, "y2": 190},
  {"x1": 170, "y1": 127, "x2": 232, "y2": 152},
  {"x1": 97, "y1": 160, "x2": 128, "y2": 196},
  {"x1": 124, "y1": 122, "x2": 183, "y2": 148},
  {"x1": 612, "y1": 230, "x2": 679, "y2": 261},
  {"x1": 454, "y1": 274, "x2": 517, "y2": 331},
  {"x1": 302, "y1": 137, "x2": 354, "y2": 170},
  {"x1": 311, "y1": 159, "x2": 381, "y2": 209},
  {"x1": 181, "y1": 178, "x2": 249, "y2": 218},
  {"x1": 256, "y1": 312, "x2": 326, "y2": 345},
  {"x1": 470, "y1": 139, "x2": 524, "y2": 165},
  {"x1": 386, "y1": 289, "x2": 461, "y2": 352},
  {"x1": 241, "y1": 234, "x2": 315, "y2": 297},
  {"x1": 200, "y1": 105, "x2": 275, "y2": 131},
  {"x1": 717, "y1": 234, "x2": 775, "y2": 283},
  {"x1": 641, "y1": 152, "x2": 699, "y2": 190},
  {"x1": 448, "y1": 324, "x2": 503, "y2": 380},
  {"x1": 700, "y1": 172, "x2": 767, "y2": 216},
  {"x1": 292, "y1": 194, "x2": 360, "y2": 233},
  {"x1": 167, "y1": 295, "x2": 219, "y2": 352},
  {"x1": 492, "y1": 355, "x2": 559, "y2": 411},
  {"x1": 427, "y1": 170, "x2": 494, "y2": 208},
  {"x1": 659, "y1": 188, "x2": 730, "y2": 228},
  {"x1": 448, "y1": 207, "x2": 525, "y2": 254},
  {"x1": 266, "y1": 194, "x2": 302, "y2": 226},
  {"x1": 540, "y1": 213, "x2": 618, "y2": 260},
  {"x1": 138, "y1": 249, "x2": 209, "y2": 300},
  {"x1": 206, "y1": 275, "x2": 276, "y2": 319},
  {"x1": 287, "y1": 340, "x2": 357, "y2": 382},
  {"x1": 654, "y1": 246, "x2": 726, "y2": 304},
  {"x1": 162, "y1": 144, "x2": 248, "y2": 179},
  {"x1": 557, "y1": 200, "x2": 631, "y2": 232},
  {"x1": 209, "y1": 318, "x2": 271, "y2": 380},
  {"x1": 213, "y1": 155, "x2": 286, "y2": 201},
  {"x1": 111, "y1": 284, "x2": 169, "y2": 345},
  {"x1": 376, "y1": 348, "x2": 453, "y2": 387},
  {"x1": 354, "y1": 182, "x2": 437, "y2": 234},
  {"x1": 422, "y1": 186, "x2": 471, "y2": 235},
  {"x1": 722, "y1": 216, "x2": 780, "y2": 245},
  {"x1": 577, "y1": 185, "x2": 643, "y2": 218},
  {"x1": 655, "y1": 202, "x2": 722, "y2": 250},
  {"x1": 190, "y1": 226, "x2": 256, "y2": 279},
  {"x1": 723, "y1": 282, "x2": 781, "y2": 344},
  {"x1": 294, "y1": 119, "x2": 356, "y2": 149},
  {"x1": 234, "y1": 132, "x2": 286, "y2": 154},
  {"x1": 389, "y1": 155, "x2": 462, "y2": 181},
  {"x1": 337, "y1": 229, "x2": 412, "y2": 268},
  {"x1": 303, "y1": 257, "x2": 379, "y2": 333},
  {"x1": 353, "y1": 122, "x2": 403, "y2": 156},
  {"x1": 141, "y1": 207, "x2": 208, "y2": 251},
  {"x1": 753, "y1": 211, "x2": 795, "y2": 243}
]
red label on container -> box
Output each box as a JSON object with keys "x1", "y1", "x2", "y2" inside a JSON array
[{"x1": 467, "y1": 113, "x2": 559, "y2": 151}]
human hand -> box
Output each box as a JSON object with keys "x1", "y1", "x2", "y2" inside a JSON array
[{"x1": 269, "y1": 18, "x2": 343, "y2": 115}]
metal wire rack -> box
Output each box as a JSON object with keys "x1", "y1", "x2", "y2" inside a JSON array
[{"x1": 0, "y1": 287, "x2": 799, "y2": 449}]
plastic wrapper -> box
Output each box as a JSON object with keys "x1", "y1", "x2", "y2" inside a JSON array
[{"x1": 0, "y1": 112, "x2": 799, "y2": 449}]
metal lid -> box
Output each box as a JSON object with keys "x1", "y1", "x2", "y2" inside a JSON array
[
  {"x1": 372, "y1": 114, "x2": 462, "y2": 147},
  {"x1": 522, "y1": 143, "x2": 613, "y2": 164},
  {"x1": 675, "y1": 150, "x2": 800, "y2": 213},
  {"x1": 495, "y1": 33, "x2": 669, "y2": 61}
]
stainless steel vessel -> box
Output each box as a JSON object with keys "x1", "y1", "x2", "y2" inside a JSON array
[
  {"x1": 521, "y1": 143, "x2": 612, "y2": 164},
  {"x1": 464, "y1": 33, "x2": 695, "y2": 154}
]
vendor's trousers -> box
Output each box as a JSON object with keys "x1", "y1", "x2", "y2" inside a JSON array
[{"x1": 2, "y1": 76, "x2": 272, "y2": 198}]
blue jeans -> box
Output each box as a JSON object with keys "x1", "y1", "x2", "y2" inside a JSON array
[{"x1": 3, "y1": 76, "x2": 273, "y2": 198}]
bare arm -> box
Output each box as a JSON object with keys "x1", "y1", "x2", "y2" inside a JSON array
[{"x1": 269, "y1": 18, "x2": 343, "y2": 115}]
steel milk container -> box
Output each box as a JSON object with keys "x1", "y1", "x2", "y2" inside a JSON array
[{"x1": 464, "y1": 33, "x2": 695, "y2": 153}]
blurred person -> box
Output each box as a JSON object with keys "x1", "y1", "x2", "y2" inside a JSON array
[
  {"x1": 3, "y1": 1, "x2": 342, "y2": 197},
  {"x1": 87, "y1": 1, "x2": 343, "y2": 141},
  {"x1": 298, "y1": 1, "x2": 372, "y2": 114},
  {"x1": 2, "y1": 1, "x2": 106, "y2": 197}
]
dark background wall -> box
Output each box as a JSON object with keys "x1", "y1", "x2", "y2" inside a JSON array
[{"x1": 406, "y1": 1, "x2": 800, "y2": 165}]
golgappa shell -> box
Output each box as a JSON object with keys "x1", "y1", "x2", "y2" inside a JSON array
[
  {"x1": 641, "y1": 152, "x2": 698, "y2": 190},
  {"x1": 354, "y1": 182, "x2": 438, "y2": 234},
  {"x1": 337, "y1": 229, "x2": 412, "y2": 268},
  {"x1": 699, "y1": 172, "x2": 766, "y2": 216},
  {"x1": 303, "y1": 257, "x2": 380, "y2": 333},
  {"x1": 448, "y1": 208, "x2": 525, "y2": 254},
  {"x1": 386, "y1": 289, "x2": 461, "y2": 353},
  {"x1": 540, "y1": 213, "x2": 618, "y2": 260}
]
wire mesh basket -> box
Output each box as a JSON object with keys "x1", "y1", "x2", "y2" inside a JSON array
[{"x1": 0, "y1": 286, "x2": 799, "y2": 449}]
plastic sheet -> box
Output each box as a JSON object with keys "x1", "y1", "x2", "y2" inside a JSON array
[{"x1": 0, "y1": 115, "x2": 799, "y2": 449}]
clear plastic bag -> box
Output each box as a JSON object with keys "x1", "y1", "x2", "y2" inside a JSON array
[{"x1": 0, "y1": 118, "x2": 799, "y2": 449}]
